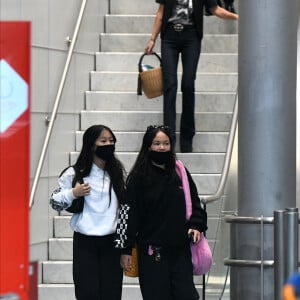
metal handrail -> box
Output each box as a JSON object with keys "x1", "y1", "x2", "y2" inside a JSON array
[
  {"x1": 224, "y1": 215, "x2": 275, "y2": 268},
  {"x1": 200, "y1": 88, "x2": 239, "y2": 205},
  {"x1": 201, "y1": 89, "x2": 238, "y2": 300},
  {"x1": 225, "y1": 215, "x2": 274, "y2": 224},
  {"x1": 224, "y1": 258, "x2": 274, "y2": 267},
  {"x1": 29, "y1": 0, "x2": 88, "y2": 208}
]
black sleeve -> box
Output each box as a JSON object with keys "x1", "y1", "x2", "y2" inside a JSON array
[
  {"x1": 205, "y1": 0, "x2": 218, "y2": 8},
  {"x1": 204, "y1": 0, "x2": 218, "y2": 15},
  {"x1": 115, "y1": 177, "x2": 140, "y2": 255},
  {"x1": 186, "y1": 168, "x2": 208, "y2": 232}
]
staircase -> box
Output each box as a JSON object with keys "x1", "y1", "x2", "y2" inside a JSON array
[{"x1": 39, "y1": 0, "x2": 238, "y2": 299}]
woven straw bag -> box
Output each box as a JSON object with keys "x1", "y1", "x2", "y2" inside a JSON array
[
  {"x1": 124, "y1": 245, "x2": 139, "y2": 277},
  {"x1": 137, "y1": 52, "x2": 163, "y2": 99}
]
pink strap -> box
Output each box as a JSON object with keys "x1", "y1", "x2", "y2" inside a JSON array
[{"x1": 175, "y1": 160, "x2": 192, "y2": 220}]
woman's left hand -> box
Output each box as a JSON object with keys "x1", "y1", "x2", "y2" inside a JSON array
[
  {"x1": 120, "y1": 254, "x2": 133, "y2": 272},
  {"x1": 188, "y1": 229, "x2": 201, "y2": 244},
  {"x1": 145, "y1": 40, "x2": 155, "y2": 54}
]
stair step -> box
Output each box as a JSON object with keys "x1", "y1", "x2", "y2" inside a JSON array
[
  {"x1": 49, "y1": 234, "x2": 219, "y2": 261},
  {"x1": 100, "y1": 33, "x2": 238, "y2": 53},
  {"x1": 90, "y1": 71, "x2": 237, "y2": 92},
  {"x1": 80, "y1": 111, "x2": 232, "y2": 132},
  {"x1": 42, "y1": 258, "x2": 230, "y2": 286},
  {"x1": 39, "y1": 282, "x2": 229, "y2": 300},
  {"x1": 42, "y1": 261, "x2": 150, "y2": 283},
  {"x1": 42, "y1": 261, "x2": 73, "y2": 284},
  {"x1": 53, "y1": 214, "x2": 222, "y2": 239},
  {"x1": 85, "y1": 91, "x2": 236, "y2": 112},
  {"x1": 75, "y1": 131, "x2": 229, "y2": 153},
  {"x1": 53, "y1": 216, "x2": 72, "y2": 238},
  {"x1": 105, "y1": 15, "x2": 238, "y2": 35},
  {"x1": 70, "y1": 151, "x2": 222, "y2": 193},
  {"x1": 96, "y1": 52, "x2": 238, "y2": 73},
  {"x1": 110, "y1": 0, "x2": 157, "y2": 15},
  {"x1": 38, "y1": 284, "x2": 76, "y2": 300},
  {"x1": 49, "y1": 238, "x2": 73, "y2": 260},
  {"x1": 38, "y1": 283, "x2": 229, "y2": 300},
  {"x1": 71, "y1": 142, "x2": 228, "y2": 175}
]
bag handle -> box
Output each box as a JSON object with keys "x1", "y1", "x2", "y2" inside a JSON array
[
  {"x1": 137, "y1": 52, "x2": 162, "y2": 96},
  {"x1": 138, "y1": 51, "x2": 162, "y2": 73}
]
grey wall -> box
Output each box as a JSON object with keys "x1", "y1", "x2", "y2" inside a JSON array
[{"x1": 0, "y1": 0, "x2": 108, "y2": 261}]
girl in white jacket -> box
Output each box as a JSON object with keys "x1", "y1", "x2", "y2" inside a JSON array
[{"x1": 50, "y1": 124, "x2": 126, "y2": 300}]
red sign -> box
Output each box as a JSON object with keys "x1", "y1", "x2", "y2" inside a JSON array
[{"x1": 0, "y1": 22, "x2": 31, "y2": 300}]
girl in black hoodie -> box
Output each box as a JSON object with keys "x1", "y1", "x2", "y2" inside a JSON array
[{"x1": 115, "y1": 125, "x2": 207, "y2": 300}]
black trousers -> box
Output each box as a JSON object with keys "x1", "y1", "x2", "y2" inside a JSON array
[
  {"x1": 161, "y1": 26, "x2": 201, "y2": 151},
  {"x1": 73, "y1": 232, "x2": 123, "y2": 300},
  {"x1": 138, "y1": 243, "x2": 199, "y2": 300}
]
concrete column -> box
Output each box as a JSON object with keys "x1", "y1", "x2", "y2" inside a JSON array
[{"x1": 231, "y1": 0, "x2": 298, "y2": 299}]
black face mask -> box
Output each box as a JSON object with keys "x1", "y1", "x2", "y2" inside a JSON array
[
  {"x1": 149, "y1": 150, "x2": 172, "y2": 165},
  {"x1": 95, "y1": 144, "x2": 115, "y2": 161}
]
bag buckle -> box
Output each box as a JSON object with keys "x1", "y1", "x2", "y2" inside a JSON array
[{"x1": 148, "y1": 245, "x2": 162, "y2": 261}]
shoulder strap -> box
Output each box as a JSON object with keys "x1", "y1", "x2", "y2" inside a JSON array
[
  {"x1": 59, "y1": 165, "x2": 84, "y2": 187},
  {"x1": 175, "y1": 160, "x2": 192, "y2": 220},
  {"x1": 58, "y1": 166, "x2": 71, "y2": 178},
  {"x1": 71, "y1": 165, "x2": 84, "y2": 187}
]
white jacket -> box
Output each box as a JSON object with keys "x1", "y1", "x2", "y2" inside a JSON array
[{"x1": 50, "y1": 164, "x2": 119, "y2": 236}]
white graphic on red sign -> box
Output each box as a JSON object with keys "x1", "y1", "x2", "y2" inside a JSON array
[{"x1": 0, "y1": 59, "x2": 28, "y2": 133}]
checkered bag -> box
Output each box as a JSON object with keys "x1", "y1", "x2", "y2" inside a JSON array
[{"x1": 115, "y1": 204, "x2": 130, "y2": 248}]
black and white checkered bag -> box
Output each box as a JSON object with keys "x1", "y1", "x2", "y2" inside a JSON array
[{"x1": 115, "y1": 204, "x2": 130, "y2": 248}]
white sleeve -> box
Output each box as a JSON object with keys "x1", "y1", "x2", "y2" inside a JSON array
[{"x1": 49, "y1": 167, "x2": 76, "y2": 211}]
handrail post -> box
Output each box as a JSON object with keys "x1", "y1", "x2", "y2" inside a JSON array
[
  {"x1": 274, "y1": 210, "x2": 285, "y2": 300},
  {"x1": 29, "y1": 0, "x2": 87, "y2": 208},
  {"x1": 202, "y1": 202, "x2": 207, "y2": 300},
  {"x1": 260, "y1": 215, "x2": 264, "y2": 300},
  {"x1": 284, "y1": 208, "x2": 299, "y2": 278}
]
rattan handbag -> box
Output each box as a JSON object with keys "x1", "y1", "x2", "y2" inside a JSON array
[
  {"x1": 137, "y1": 52, "x2": 163, "y2": 99},
  {"x1": 124, "y1": 245, "x2": 139, "y2": 277}
]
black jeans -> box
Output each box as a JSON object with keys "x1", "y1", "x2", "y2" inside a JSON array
[
  {"x1": 73, "y1": 232, "x2": 123, "y2": 300},
  {"x1": 138, "y1": 243, "x2": 199, "y2": 300},
  {"x1": 161, "y1": 26, "x2": 201, "y2": 151}
]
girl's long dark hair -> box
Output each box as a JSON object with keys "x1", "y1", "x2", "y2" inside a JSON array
[
  {"x1": 126, "y1": 126, "x2": 176, "y2": 185},
  {"x1": 74, "y1": 125, "x2": 126, "y2": 203}
]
